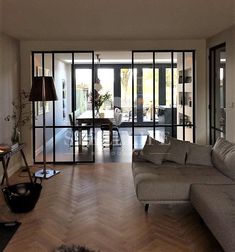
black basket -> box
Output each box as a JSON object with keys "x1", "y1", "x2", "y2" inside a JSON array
[{"x1": 2, "y1": 182, "x2": 42, "y2": 213}]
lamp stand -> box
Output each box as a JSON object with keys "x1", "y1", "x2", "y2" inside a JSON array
[{"x1": 34, "y1": 77, "x2": 60, "y2": 179}]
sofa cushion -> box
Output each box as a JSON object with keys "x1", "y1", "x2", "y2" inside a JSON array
[
  {"x1": 212, "y1": 137, "x2": 235, "y2": 180},
  {"x1": 132, "y1": 162, "x2": 233, "y2": 202},
  {"x1": 165, "y1": 137, "x2": 188, "y2": 165},
  {"x1": 190, "y1": 184, "x2": 235, "y2": 252},
  {"x1": 142, "y1": 135, "x2": 169, "y2": 165},
  {"x1": 186, "y1": 143, "x2": 212, "y2": 166}
]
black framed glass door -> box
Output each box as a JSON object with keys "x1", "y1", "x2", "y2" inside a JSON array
[
  {"x1": 32, "y1": 51, "x2": 95, "y2": 163},
  {"x1": 131, "y1": 50, "x2": 195, "y2": 149},
  {"x1": 209, "y1": 43, "x2": 226, "y2": 144}
]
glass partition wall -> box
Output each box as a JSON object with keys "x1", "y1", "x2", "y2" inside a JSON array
[
  {"x1": 32, "y1": 52, "x2": 95, "y2": 163},
  {"x1": 32, "y1": 50, "x2": 195, "y2": 163},
  {"x1": 132, "y1": 51, "x2": 195, "y2": 149}
]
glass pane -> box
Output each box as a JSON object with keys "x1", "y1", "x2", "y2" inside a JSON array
[
  {"x1": 175, "y1": 52, "x2": 183, "y2": 127},
  {"x1": 76, "y1": 68, "x2": 92, "y2": 114},
  {"x1": 143, "y1": 68, "x2": 153, "y2": 122},
  {"x1": 55, "y1": 128, "x2": 73, "y2": 162},
  {"x1": 154, "y1": 68, "x2": 159, "y2": 124},
  {"x1": 176, "y1": 126, "x2": 184, "y2": 141},
  {"x1": 133, "y1": 52, "x2": 153, "y2": 126},
  {"x1": 74, "y1": 52, "x2": 94, "y2": 162},
  {"x1": 35, "y1": 128, "x2": 53, "y2": 162},
  {"x1": 98, "y1": 68, "x2": 114, "y2": 110},
  {"x1": 155, "y1": 127, "x2": 168, "y2": 143},
  {"x1": 133, "y1": 52, "x2": 153, "y2": 149},
  {"x1": 44, "y1": 54, "x2": 52, "y2": 76},
  {"x1": 75, "y1": 127, "x2": 94, "y2": 162},
  {"x1": 184, "y1": 52, "x2": 193, "y2": 129},
  {"x1": 34, "y1": 53, "x2": 42, "y2": 77},
  {"x1": 54, "y1": 53, "x2": 72, "y2": 127},
  {"x1": 155, "y1": 52, "x2": 175, "y2": 127},
  {"x1": 34, "y1": 54, "x2": 43, "y2": 127},
  {"x1": 175, "y1": 52, "x2": 194, "y2": 141},
  {"x1": 185, "y1": 127, "x2": 193, "y2": 142},
  {"x1": 121, "y1": 68, "x2": 137, "y2": 122},
  {"x1": 215, "y1": 49, "x2": 226, "y2": 133}
]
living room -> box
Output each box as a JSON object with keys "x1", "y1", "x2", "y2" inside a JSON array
[{"x1": 0, "y1": 0, "x2": 235, "y2": 251}]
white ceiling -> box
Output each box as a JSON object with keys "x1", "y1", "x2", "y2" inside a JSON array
[{"x1": 2, "y1": 0, "x2": 234, "y2": 41}]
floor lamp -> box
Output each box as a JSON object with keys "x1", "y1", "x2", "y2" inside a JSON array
[{"x1": 29, "y1": 76, "x2": 60, "y2": 179}]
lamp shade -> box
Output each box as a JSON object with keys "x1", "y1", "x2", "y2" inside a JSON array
[{"x1": 29, "y1": 76, "x2": 58, "y2": 101}]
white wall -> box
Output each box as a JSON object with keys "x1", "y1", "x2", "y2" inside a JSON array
[
  {"x1": 0, "y1": 32, "x2": 21, "y2": 177},
  {"x1": 207, "y1": 25, "x2": 235, "y2": 142},
  {"x1": 20, "y1": 39, "x2": 207, "y2": 161}
]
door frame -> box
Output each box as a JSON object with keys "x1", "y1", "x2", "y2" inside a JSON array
[{"x1": 209, "y1": 43, "x2": 226, "y2": 145}]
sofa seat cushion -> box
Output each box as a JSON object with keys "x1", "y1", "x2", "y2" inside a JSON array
[
  {"x1": 132, "y1": 162, "x2": 233, "y2": 202},
  {"x1": 190, "y1": 184, "x2": 235, "y2": 252}
]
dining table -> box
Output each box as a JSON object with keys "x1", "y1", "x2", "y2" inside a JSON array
[{"x1": 76, "y1": 110, "x2": 114, "y2": 152}]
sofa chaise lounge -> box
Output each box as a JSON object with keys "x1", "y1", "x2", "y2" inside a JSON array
[{"x1": 132, "y1": 136, "x2": 235, "y2": 252}]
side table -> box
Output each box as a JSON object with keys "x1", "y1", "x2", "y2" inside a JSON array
[{"x1": 0, "y1": 144, "x2": 33, "y2": 186}]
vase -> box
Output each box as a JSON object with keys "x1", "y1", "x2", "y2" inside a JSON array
[
  {"x1": 11, "y1": 128, "x2": 20, "y2": 144},
  {"x1": 95, "y1": 107, "x2": 100, "y2": 117}
]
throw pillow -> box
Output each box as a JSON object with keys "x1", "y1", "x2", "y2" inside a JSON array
[
  {"x1": 142, "y1": 135, "x2": 169, "y2": 165},
  {"x1": 164, "y1": 137, "x2": 188, "y2": 165},
  {"x1": 212, "y1": 137, "x2": 235, "y2": 180},
  {"x1": 186, "y1": 142, "x2": 212, "y2": 166}
]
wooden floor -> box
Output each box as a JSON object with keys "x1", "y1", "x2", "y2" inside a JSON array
[{"x1": 1, "y1": 163, "x2": 223, "y2": 252}]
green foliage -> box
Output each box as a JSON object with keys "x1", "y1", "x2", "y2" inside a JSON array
[{"x1": 94, "y1": 92, "x2": 111, "y2": 110}]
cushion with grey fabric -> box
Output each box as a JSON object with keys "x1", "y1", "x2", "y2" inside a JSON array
[
  {"x1": 132, "y1": 160, "x2": 233, "y2": 202},
  {"x1": 212, "y1": 137, "x2": 235, "y2": 180},
  {"x1": 142, "y1": 135, "x2": 170, "y2": 165},
  {"x1": 164, "y1": 137, "x2": 188, "y2": 165},
  {"x1": 190, "y1": 184, "x2": 235, "y2": 252},
  {"x1": 186, "y1": 142, "x2": 212, "y2": 166}
]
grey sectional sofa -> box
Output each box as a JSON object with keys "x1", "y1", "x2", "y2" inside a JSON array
[{"x1": 132, "y1": 136, "x2": 235, "y2": 252}]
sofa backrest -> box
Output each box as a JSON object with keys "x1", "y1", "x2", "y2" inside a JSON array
[{"x1": 212, "y1": 137, "x2": 235, "y2": 181}]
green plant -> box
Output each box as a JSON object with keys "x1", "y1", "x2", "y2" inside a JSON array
[{"x1": 94, "y1": 91, "x2": 111, "y2": 111}]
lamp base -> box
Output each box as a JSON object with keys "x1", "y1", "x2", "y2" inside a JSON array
[{"x1": 34, "y1": 169, "x2": 60, "y2": 179}]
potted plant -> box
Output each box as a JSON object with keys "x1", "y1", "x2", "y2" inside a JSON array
[{"x1": 93, "y1": 90, "x2": 111, "y2": 116}]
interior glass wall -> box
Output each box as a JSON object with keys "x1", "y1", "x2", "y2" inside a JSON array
[
  {"x1": 132, "y1": 51, "x2": 195, "y2": 149},
  {"x1": 32, "y1": 51, "x2": 95, "y2": 163},
  {"x1": 32, "y1": 50, "x2": 195, "y2": 163}
]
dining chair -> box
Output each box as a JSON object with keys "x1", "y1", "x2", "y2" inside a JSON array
[
  {"x1": 101, "y1": 107, "x2": 122, "y2": 147},
  {"x1": 68, "y1": 114, "x2": 91, "y2": 148}
]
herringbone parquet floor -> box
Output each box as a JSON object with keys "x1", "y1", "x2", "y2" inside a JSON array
[{"x1": 1, "y1": 163, "x2": 223, "y2": 252}]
